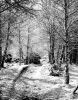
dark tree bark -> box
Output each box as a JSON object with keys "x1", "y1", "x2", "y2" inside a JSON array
[
  {"x1": 64, "y1": 0, "x2": 69, "y2": 84},
  {"x1": 25, "y1": 34, "x2": 30, "y2": 64},
  {"x1": 49, "y1": 24, "x2": 55, "y2": 64},
  {"x1": 73, "y1": 86, "x2": 78, "y2": 94},
  {"x1": 1, "y1": 20, "x2": 10, "y2": 68},
  {"x1": 59, "y1": 45, "x2": 66, "y2": 69},
  {"x1": 60, "y1": 45, "x2": 65, "y2": 64},
  {"x1": 56, "y1": 45, "x2": 60, "y2": 64},
  {"x1": 18, "y1": 24, "x2": 23, "y2": 65},
  {"x1": 49, "y1": 34, "x2": 55, "y2": 64},
  {"x1": 0, "y1": 9, "x2": 2, "y2": 69}
]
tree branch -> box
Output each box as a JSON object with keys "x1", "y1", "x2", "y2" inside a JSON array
[{"x1": 0, "y1": 0, "x2": 37, "y2": 16}]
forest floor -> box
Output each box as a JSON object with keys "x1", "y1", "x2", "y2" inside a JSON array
[{"x1": 0, "y1": 62, "x2": 78, "y2": 100}]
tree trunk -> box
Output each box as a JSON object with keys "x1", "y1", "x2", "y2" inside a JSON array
[
  {"x1": 56, "y1": 45, "x2": 61, "y2": 64},
  {"x1": 49, "y1": 33, "x2": 55, "y2": 64},
  {"x1": 18, "y1": 25, "x2": 23, "y2": 65},
  {"x1": 60, "y1": 45, "x2": 65, "y2": 64},
  {"x1": 0, "y1": 11, "x2": 2, "y2": 69},
  {"x1": 64, "y1": 0, "x2": 69, "y2": 84},
  {"x1": 25, "y1": 34, "x2": 30, "y2": 64},
  {"x1": 59, "y1": 45, "x2": 65, "y2": 68},
  {"x1": 1, "y1": 21, "x2": 10, "y2": 67}
]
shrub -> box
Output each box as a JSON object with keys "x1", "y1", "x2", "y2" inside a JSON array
[
  {"x1": 25, "y1": 52, "x2": 41, "y2": 65},
  {"x1": 50, "y1": 64, "x2": 62, "y2": 76},
  {"x1": 5, "y1": 54, "x2": 12, "y2": 63}
]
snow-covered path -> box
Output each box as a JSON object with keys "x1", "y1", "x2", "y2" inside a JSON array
[{"x1": 1, "y1": 64, "x2": 78, "y2": 100}]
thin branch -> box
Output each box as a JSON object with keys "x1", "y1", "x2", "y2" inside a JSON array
[
  {"x1": 68, "y1": 8, "x2": 78, "y2": 17},
  {"x1": 57, "y1": 31, "x2": 66, "y2": 43},
  {"x1": 0, "y1": 0, "x2": 38, "y2": 16},
  {"x1": 68, "y1": 0, "x2": 78, "y2": 8}
]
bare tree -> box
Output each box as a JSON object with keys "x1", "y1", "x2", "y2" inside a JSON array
[
  {"x1": 64, "y1": 0, "x2": 69, "y2": 84},
  {"x1": 54, "y1": 0, "x2": 78, "y2": 84},
  {"x1": 18, "y1": 23, "x2": 23, "y2": 65},
  {"x1": 0, "y1": 0, "x2": 38, "y2": 69},
  {"x1": 40, "y1": 0, "x2": 78, "y2": 84},
  {"x1": 1, "y1": 19, "x2": 10, "y2": 68},
  {"x1": 49, "y1": 24, "x2": 55, "y2": 64},
  {"x1": 0, "y1": 10, "x2": 2, "y2": 69},
  {"x1": 25, "y1": 27, "x2": 31, "y2": 65},
  {"x1": 39, "y1": 0, "x2": 57, "y2": 64}
]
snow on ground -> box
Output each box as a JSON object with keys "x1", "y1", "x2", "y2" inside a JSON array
[
  {"x1": 6, "y1": 63, "x2": 27, "y2": 71},
  {"x1": 69, "y1": 64, "x2": 78, "y2": 85},
  {"x1": 1, "y1": 62, "x2": 78, "y2": 100},
  {"x1": 23, "y1": 63, "x2": 52, "y2": 79}
]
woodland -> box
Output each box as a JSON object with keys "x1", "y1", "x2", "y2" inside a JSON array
[{"x1": 0, "y1": 0, "x2": 78, "y2": 100}]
